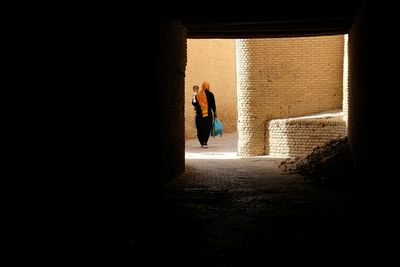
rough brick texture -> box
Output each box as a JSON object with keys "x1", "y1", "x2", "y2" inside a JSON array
[
  {"x1": 348, "y1": 12, "x2": 366, "y2": 171},
  {"x1": 268, "y1": 112, "x2": 347, "y2": 158},
  {"x1": 236, "y1": 35, "x2": 345, "y2": 156},
  {"x1": 159, "y1": 19, "x2": 187, "y2": 178},
  {"x1": 342, "y1": 34, "x2": 349, "y2": 135},
  {"x1": 185, "y1": 39, "x2": 237, "y2": 139}
]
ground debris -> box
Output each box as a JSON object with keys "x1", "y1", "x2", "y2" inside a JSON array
[{"x1": 281, "y1": 137, "x2": 354, "y2": 188}]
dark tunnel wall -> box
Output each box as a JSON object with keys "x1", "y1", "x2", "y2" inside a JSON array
[
  {"x1": 348, "y1": 2, "x2": 397, "y2": 181},
  {"x1": 347, "y1": 1, "x2": 399, "y2": 261},
  {"x1": 348, "y1": 4, "x2": 368, "y2": 177},
  {"x1": 157, "y1": 18, "x2": 186, "y2": 181},
  {"x1": 3, "y1": 8, "x2": 188, "y2": 265}
]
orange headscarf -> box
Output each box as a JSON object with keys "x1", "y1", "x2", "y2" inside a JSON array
[{"x1": 197, "y1": 82, "x2": 210, "y2": 117}]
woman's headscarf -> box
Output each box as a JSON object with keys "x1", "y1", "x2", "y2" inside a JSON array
[{"x1": 197, "y1": 82, "x2": 210, "y2": 117}]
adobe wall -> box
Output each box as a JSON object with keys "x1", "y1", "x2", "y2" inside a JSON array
[
  {"x1": 185, "y1": 39, "x2": 237, "y2": 140},
  {"x1": 236, "y1": 35, "x2": 344, "y2": 156}
]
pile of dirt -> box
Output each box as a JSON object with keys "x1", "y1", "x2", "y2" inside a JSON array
[{"x1": 280, "y1": 137, "x2": 354, "y2": 188}]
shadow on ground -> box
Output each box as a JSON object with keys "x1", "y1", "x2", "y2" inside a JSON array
[{"x1": 150, "y1": 132, "x2": 362, "y2": 266}]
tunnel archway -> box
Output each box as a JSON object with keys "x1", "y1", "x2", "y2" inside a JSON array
[{"x1": 160, "y1": 1, "x2": 363, "y2": 180}]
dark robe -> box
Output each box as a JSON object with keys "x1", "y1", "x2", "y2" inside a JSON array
[{"x1": 192, "y1": 90, "x2": 217, "y2": 146}]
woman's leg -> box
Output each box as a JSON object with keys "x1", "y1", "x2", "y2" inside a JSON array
[
  {"x1": 202, "y1": 116, "x2": 213, "y2": 146},
  {"x1": 195, "y1": 116, "x2": 203, "y2": 145}
]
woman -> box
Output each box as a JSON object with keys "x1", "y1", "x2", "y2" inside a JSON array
[{"x1": 192, "y1": 81, "x2": 217, "y2": 148}]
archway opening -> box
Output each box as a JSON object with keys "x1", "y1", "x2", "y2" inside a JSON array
[{"x1": 184, "y1": 34, "x2": 348, "y2": 160}]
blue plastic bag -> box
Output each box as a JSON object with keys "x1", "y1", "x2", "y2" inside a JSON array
[{"x1": 211, "y1": 118, "x2": 223, "y2": 137}]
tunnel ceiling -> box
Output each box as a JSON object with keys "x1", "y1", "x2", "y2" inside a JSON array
[{"x1": 169, "y1": 0, "x2": 362, "y2": 38}]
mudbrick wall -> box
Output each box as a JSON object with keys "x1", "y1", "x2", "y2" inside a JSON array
[
  {"x1": 185, "y1": 39, "x2": 237, "y2": 139},
  {"x1": 236, "y1": 35, "x2": 345, "y2": 156},
  {"x1": 268, "y1": 111, "x2": 347, "y2": 158}
]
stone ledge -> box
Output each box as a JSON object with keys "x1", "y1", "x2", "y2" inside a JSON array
[{"x1": 268, "y1": 110, "x2": 346, "y2": 158}]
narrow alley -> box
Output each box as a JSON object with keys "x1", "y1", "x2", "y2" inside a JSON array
[{"x1": 157, "y1": 132, "x2": 360, "y2": 266}]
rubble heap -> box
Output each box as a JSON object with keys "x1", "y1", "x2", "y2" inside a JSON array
[{"x1": 281, "y1": 137, "x2": 354, "y2": 188}]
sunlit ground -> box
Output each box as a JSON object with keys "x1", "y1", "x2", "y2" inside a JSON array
[
  {"x1": 185, "y1": 131, "x2": 275, "y2": 160},
  {"x1": 185, "y1": 131, "x2": 239, "y2": 159},
  {"x1": 185, "y1": 131, "x2": 290, "y2": 160},
  {"x1": 185, "y1": 151, "x2": 239, "y2": 159}
]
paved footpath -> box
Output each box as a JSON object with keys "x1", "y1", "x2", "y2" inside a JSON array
[{"x1": 157, "y1": 132, "x2": 360, "y2": 266}]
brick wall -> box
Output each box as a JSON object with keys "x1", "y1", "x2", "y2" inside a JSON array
[
  {"x1": 185, "y1": 39, "x2": 237, "y2": 139},
  {"x1": 268, "y1": 112, "x2": 347, "y2": 158},
  {"x1": 159, "y1": 19, "x2": 187, "y2": 178},
  {"x1": 348, "y1": 7, "x2": 368, "y2": 173},
  {"x1": 343, "y1": 34, "x2": 349, "y2": 135},
  {"x1": 236, "y1": 35, "x2": 344, "y2": 156}
]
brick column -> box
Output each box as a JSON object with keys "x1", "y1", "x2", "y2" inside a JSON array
[{"x1": 236, "y1": 36, "x2": 344, "y2": 156}]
